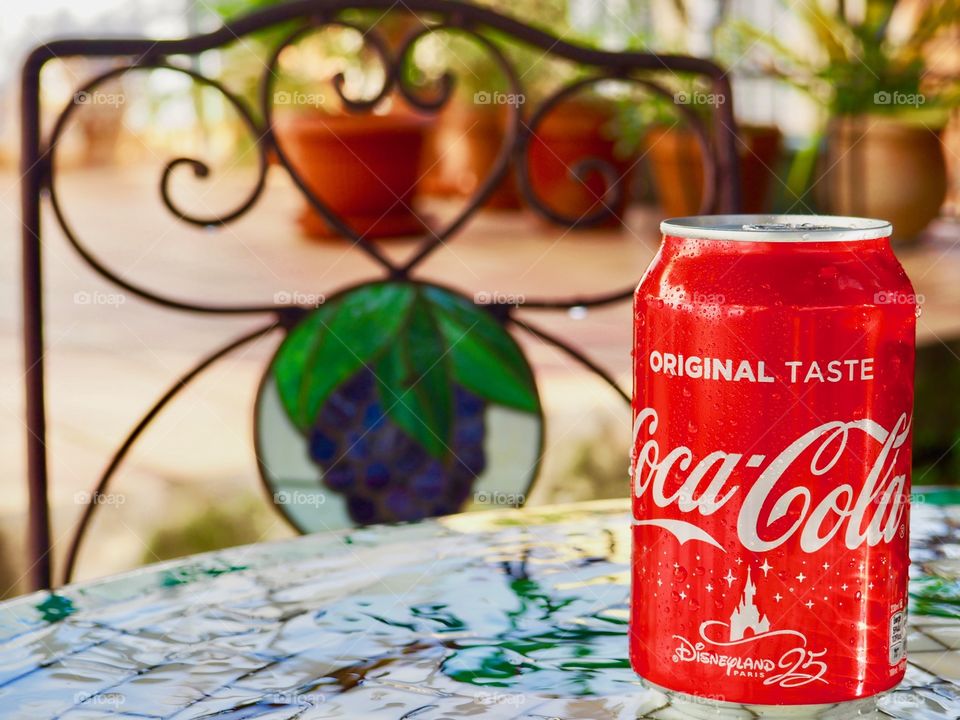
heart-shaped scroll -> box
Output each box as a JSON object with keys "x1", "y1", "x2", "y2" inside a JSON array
[{"x1": 261, "y1": 19, "x2": 525, "y2": 277}]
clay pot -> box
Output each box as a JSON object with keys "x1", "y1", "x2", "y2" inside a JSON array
[
  {"x1": 819, "y1": 115, "x2": 947, "y2": 242},
  {"x1": 421, "y1": 101, "x2": 522, "y2": 209},
  {"x1": 646, "y1": 124, "x2": 783, "y2": 217},
  {"x1": 737, "y1": 125, "x2": 783, "y2": 213},
  {"x1": 526, "y1": 100, "x2": 631, "y2": 226},
  {"x1": 276, "y1": 112, "x2": 429, "y2": 239}
]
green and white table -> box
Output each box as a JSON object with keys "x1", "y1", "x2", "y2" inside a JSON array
[{"x1": 2, "y1": 494, "x2": 960, "y2": 719}]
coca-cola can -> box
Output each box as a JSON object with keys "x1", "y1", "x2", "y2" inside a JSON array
[{"x1": 630, "y1": 215, "x2": 916, "y2": 711}]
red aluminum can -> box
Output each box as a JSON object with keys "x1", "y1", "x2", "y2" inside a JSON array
[{"x1": 630, "y1": 216, "x2": 916, "y2": 710}]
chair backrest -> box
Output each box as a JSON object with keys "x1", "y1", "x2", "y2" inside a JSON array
[{"x1": 20, "y1": 0, "x2": 740, "y2": 590}]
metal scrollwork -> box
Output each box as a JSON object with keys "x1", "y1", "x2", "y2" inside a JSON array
[
  {"x1": 21, "y1": 0, "x2": 741, "y2": 589},
  {"x1": 517, "y1": 74, "x2": 717, "y2": 230},
  {"x1": 259, "y1": 20, "x2": 399, "y2": 271},
  {"x1": 46, "y1": 62, "x2": 276, "y2": 314},
  {"x1": 511, "y1": 74, "x2": 720, "y2": 311},
  {"x1": 155, "y1": 68, "x2": 270, "y2": 227},
  {"x1": 396, "y1": 24, "x2": 524, "y2": 273},
  {"x1": 393, "y1": 25, "x2": 457, "y2": 113}
]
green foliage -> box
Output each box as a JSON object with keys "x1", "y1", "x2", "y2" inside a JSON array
[
  {"x1": 205, "y1": 0, "x2": 588, "y2": 106},
  {"x1": 273, "y1": 282, "x2": 539, "y2": 460},
  {"x1": 532, "y1": 419, "x2": 630, "y2": 506},
  {"x1": 143, "y1": 494, "x2": 276, "y2": 563},
  {"x1": 724, "y1": 0, "x2": 960, "y2": 119},
  {"x1": 374, "y1": 295, "x2": 453, "y2": 457},
  {"x1": 603, "y1": 3, "x2": 727, "y2": 157},
  {"x1": 912, "y1": 341, "x2": 960, "y2": 486},
  {"x1": 0, "y1": 531, "x2": 22, "y2": 600},
  {"x1": 911, "y1": 576, "x2": 960, "y2": 618},
  {"x1": 423, "y1": 287, "x2": 539, "y2": 414},
  {"x1": 205, "y1": 0, "x2": 416, "y2": 116},
  {"x1": 609, "y1": 73, "x2": 719, "y2": 158},
  {"x1": 274, "y1": 283, "x2": 416, "y2": 430},
  {"x1": 406, "y1": 0, "x2": 574, "y2": 103}
]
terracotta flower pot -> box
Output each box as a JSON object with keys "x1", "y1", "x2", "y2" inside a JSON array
[
  {"x1": 819, "y1": 115, "x2": 947, "y2": 242},
  {"x1": 737, "y1": 125, "x2": 783, "y2": 214},
  {"x1": 276, "y1": 112, "x2": 429, "y2": 239},
  {"x1": 526, "y1": 101, "x2": 632, "y2": 227},
  {"x1": 421, "y1": 101, "x2": 522, "y2": 209},
  {"x1": 646, "y1": 124, "x2": 783, "y2": 217}
]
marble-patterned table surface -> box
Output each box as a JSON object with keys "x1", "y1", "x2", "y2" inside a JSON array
[{"x1": 3, "y1": 493, "x2": 960, "y2": 719}]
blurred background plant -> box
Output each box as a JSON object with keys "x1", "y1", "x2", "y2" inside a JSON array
[
  {"x1": 144, "y1": 492, "x2": 276, "y2": 562},
  {"x1": 727, "y1": 0, "x2": 960, "y2": 119},
  {"x1": 205, "y1": 0, "x2": 414, "y2": 114},
  {"x1": 724, "y1": 0, "x2": 960, "y2": 238}
]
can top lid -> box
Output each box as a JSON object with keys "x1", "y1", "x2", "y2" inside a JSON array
[{"x1": 660, "y1": 214, "x2": 892, "y2": 242}]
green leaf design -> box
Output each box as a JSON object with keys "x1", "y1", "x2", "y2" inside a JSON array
[
  {"x1": 422, "y1": 287, "x2": 539, "y2": 414},
  {"x1": 273, "y1": 283, "x2": 415, "y2": 430},
  {"x1": 374, "y1": 295, "x2": 452, "y2": 458},
  {"x1": 272, "y1": 282, "x2": 539, "y2": 460}
]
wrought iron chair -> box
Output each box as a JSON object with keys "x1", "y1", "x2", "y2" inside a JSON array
[{"x1": 20, "y1": 0, "x2": 741, "y2": 590}]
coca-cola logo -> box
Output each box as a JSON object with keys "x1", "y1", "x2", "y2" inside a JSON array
[{"x1": 630, "y1": 409, "x2": 911, "y2": 553}]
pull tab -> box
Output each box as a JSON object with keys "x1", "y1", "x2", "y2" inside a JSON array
[{"x1": 742, "y1": 222, "x2": 833, "y2": 232}]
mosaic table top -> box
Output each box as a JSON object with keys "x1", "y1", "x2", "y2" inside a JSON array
[{"x1": 3, "y1": 493, "x2": 960, "y2": 719}]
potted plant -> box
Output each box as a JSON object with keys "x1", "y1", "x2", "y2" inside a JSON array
[
  {"x1": 526, "y1": 93, "x2": 635, "y2": 225},
  {"x1": 416, "y1": 29, "x2": 531, "y2": 209},
  {"x1": 278, "y1": 108, "x2": 430, "y2": 239},
  {"x1": 611, "y1": 72, "x2": 783, "y2": 217},
  {"x1": 417, "y1": 0, "x2": 638, "y2": 225},
  {"x1": 208, "y1": 1, "x2": 430, "y2": 239},
  {"x1": 608, "y1": 0, "x2": 783, "y2": 217},
  {"x1": 734, "y1": 0, "x2": 960, "y2": 241}
]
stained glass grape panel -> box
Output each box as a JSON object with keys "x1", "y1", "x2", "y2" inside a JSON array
[{"x1": 256, "y1": 281, "x2": 544, "y2": 531}]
